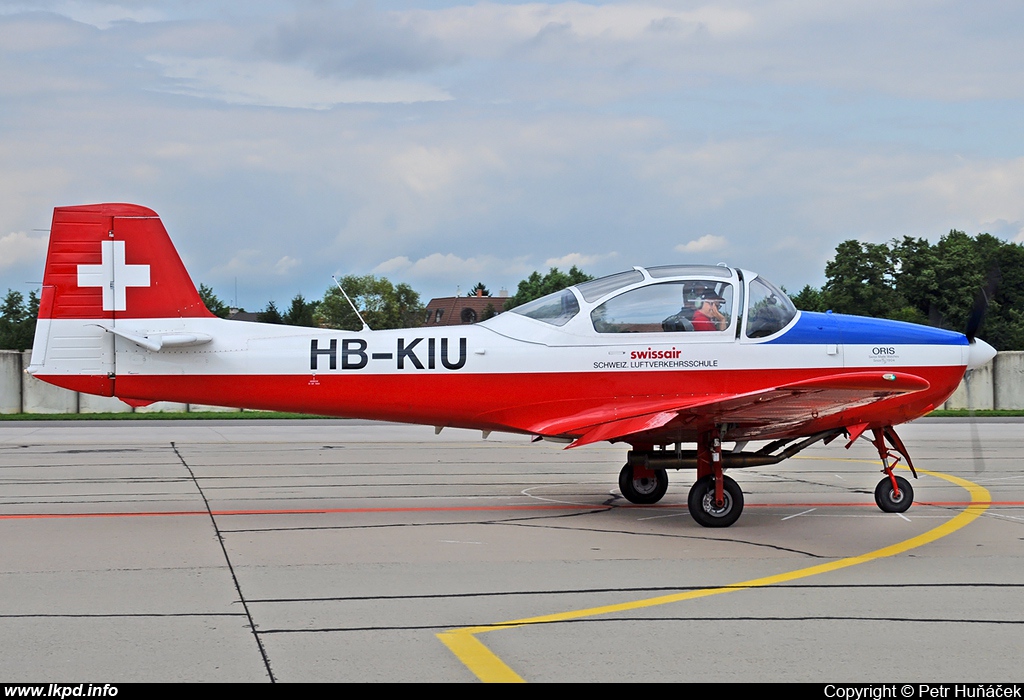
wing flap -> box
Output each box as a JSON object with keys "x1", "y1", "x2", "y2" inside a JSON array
[
  {"x1": 532, "y1": 371, "x2": 930, "y2": 447},
  {"x1": 569, "y1": 411, "x2": 679, "y2": 448}
]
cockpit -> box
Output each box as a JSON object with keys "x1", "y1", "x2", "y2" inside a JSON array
[{"x1": 498, "y1": 265, "x2": 798, "y2": 340}]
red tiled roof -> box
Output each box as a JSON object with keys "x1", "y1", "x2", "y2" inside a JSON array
[{"x1": 422, "y1": 295, "x2": 503, "y2": 325}]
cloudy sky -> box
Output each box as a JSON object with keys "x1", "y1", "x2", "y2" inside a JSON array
[{"x1": 2, "y1": 1, "x2": 1023, "y2": 310}]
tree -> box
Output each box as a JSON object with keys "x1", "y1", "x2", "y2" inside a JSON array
[
  {"x1": 890, "y1": 235, "x2": 939, "y2": 324},
  {"x1": 789, "y1": 284, "x2": 827, "y2": 312},
  {"x1": 822, "y1": 240, "x2": 903, "y2": 318},
  {"x1": 0, "y1": 289, "x2": 38, "y2": 350},
  {"x1": 810, "y1": 232, "x2": 1024, "y2": 349},
  {"x1": 257, "y1": 300, "x2": 283, "y2": 324},
  {"x1": 504, "y1": 266, "x2": 594, "y2": 310},
  {"x1": 282, "y1": 294, "x2": 319, "y2": 327},
  {"x1": 314, "y1": 275, "x2": 424, "y2": 331},
  {"x1": 198, "y1": 284, "x2": 230, "y2": 318},
  {"x1": 468, "y1": 282, "x2": 490, "y2": 297}
]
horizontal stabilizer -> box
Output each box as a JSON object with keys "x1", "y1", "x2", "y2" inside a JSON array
[{"x1": 94, "y1": 324, "x2": 213, "y2": 352}]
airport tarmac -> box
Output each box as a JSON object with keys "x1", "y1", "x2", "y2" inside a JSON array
[{"x1": 0, "y1": 418, "x2": 1020, "y2": 683}]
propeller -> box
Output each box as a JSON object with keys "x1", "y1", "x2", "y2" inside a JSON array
[
  {"x1": 963, "y1": 264, "x2": 1000, "y2": 475},
  {"x1": 964, "y1": 371, "x2": 984, "y2": 474},
  {"x1": 965, "y1": 265, "x2": 1001, "y2": 342}
]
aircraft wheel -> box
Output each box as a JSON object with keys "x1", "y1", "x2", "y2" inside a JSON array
[
  {"x1": 687, "y1": 475, "x2": 744, "y2": 528},
  {"x1": 874, "y1": 476, "x2": 913, "y2": 513},
  {"x1": 618, "y1": 464, "x2": 669, "y2": 504}
]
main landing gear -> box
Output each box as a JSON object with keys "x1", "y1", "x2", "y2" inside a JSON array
[
  {"x1": 687, "y1": 474, "x2": 744, "y2": 528},
  {"x1": 617, "y1": 424, "x2": 919, "y2": 526},
  {"x1": 618, "y1": 463, "x2": 669, "y2": 505},
  {"x1": 621, "y1": 432, "x2": 746, "y2": 528}
]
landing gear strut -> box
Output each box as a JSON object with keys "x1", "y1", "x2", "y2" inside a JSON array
[
  {"x1": 863, "y1": 426, "x2": 917, "y2": 514},
  {"x1": 688, "y1": 430, "x2": 745, "y2": 528},
  {"x1": 618, "y1": 463, "x2": 668, "y2": 504},
  {"x1": 688, "y1": 474, "x2": 744, "y2": 527},
  {"x1": 874, "y1": 475, "x2": 913, "y2": 513}
]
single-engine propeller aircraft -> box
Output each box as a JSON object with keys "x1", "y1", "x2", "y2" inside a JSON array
[{"x1": 28, "y1": 204, "x2": 997, "y2": 527}]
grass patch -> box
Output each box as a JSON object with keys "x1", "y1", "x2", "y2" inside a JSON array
[
  {"x1": 925, "y1": 409, "x2": 1024, "y2": 418},
  {"x1": 3, "y1": 410, "x2": 1024, "y2": 421},
  {"x1": 0, "y1": 411, "x2": 339, "y2": 421}
]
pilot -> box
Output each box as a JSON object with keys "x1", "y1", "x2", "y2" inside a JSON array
[
  {"x1": 662, "y1": 283, "x2": 708, "y2": 331},
  {"x1": 691, "y1": 291, "x2": 728, "y2": 331}
]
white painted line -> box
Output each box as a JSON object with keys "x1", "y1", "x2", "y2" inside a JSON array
[
  {"x1": 782, "y1": 508, "x2": 816, "y2": 521},
  {"x1": 636, "y1": 512, "x2": 687, "y2": 521},
  {"x1": 439, "y1": 540, "x2": 483, "y2": 545}
]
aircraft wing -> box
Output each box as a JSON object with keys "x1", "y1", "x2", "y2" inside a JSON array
[{"x1": 531, "y1": 371, "x2": 931, "y2": 448}]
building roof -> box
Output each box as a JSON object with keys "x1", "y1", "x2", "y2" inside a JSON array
[{"x1": 422, "y1": 294, "x2": 503, "y2": 326}]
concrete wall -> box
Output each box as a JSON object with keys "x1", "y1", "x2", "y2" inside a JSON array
[
  {"x1": 0, "y1": 349, "x2": 1018, "y2": 414},
  {"x1": 21, "y1": 350, "x2": 78, "y2": 414},
  {"x1": 0, "y1": 350, "x2": 21, "y2": 414},
  {"x1": 943, "y1": 360, "x2": 994, "y2": 410},
  {"x1": 994, "y1": 351, "x2": 1024, "y2": 409},
  {"x1": 78, "y1": 394, "x2": 133, "y2": 413}
]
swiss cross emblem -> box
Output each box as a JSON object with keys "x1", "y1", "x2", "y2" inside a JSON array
[{"x1": 77, "y1": 240, "x2": 151, "y2": 311}]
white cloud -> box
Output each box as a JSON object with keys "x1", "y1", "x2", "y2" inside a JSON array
[
  {"x1": 370, "y1": 252, "x2": 534, "y2": 299},
  {"x1": 373, "y1": 256, "x2": 412, "y2": 274},
  {"x1": 675, "y1": 234, "x2": 727, "y2": 254},
  {"x1": 374, "y1": 252, "x2": 508, "y2": 277},
  {"x1": 50, "y1": 1, "x2": 166, "y2": 29},
  {"x1": 212, "y1": 249, "x2": 301, "y2": 279},
  {"x1": 0, "y1": 231, "x2": 48, "y2": 271},
  {"x1": 543, "y1": 252, "x2": 617, "y2": 269},
  {"x1": 413, "y1": 2, "x2": 754, "y2": 53},
  {"x1": 273, "y1": 255, "x2": 299, "y2": 275},
  {"x1": 148, "y1": 55, "x2": 452, "y2": 108}
]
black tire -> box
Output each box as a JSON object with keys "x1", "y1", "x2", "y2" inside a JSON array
[
  {"x1": 874, "y1": 476, "x2": 913, "y2": 513},
  {"x1": 687, "y1": 475, "x2": 744, "y2": 528},
  {"x1": 618, "y1": 464, "x2": 669, "y2": 504}
]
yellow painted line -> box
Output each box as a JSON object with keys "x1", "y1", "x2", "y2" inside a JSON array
[
  {"x1": 437, "y1": 466, "x2": 990, "y2": 682},
  {"x1": 437, "y1": 631, "x2": 525, "y2": 683}
]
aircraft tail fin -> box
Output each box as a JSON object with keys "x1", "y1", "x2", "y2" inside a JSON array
[
  {"x1": 38, "y1": 203, "x2": 212, "y2": 321},
  {"x1": 29, "y1": 204, "x2": 213, "y2": 396}
]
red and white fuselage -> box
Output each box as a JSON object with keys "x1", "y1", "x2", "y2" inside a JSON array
[{"x1": 29, "y1": 203, "x2": 993, "y2": 450}]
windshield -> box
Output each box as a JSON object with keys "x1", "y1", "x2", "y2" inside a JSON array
[
  {"x1": 745, "y1": 276, "x2": 797, "y2": 338},
  {"x1": 575, "y1": 270, "x2": 645, "y2": 302},
  {"x1": 509, "y1": 288, "x2": 580, "y2": 326}
]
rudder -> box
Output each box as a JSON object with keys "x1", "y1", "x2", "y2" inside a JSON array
[{"x1": 29, "y1": 203, "x2": 213, "y2": 396}]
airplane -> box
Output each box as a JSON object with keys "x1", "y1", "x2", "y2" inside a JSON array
[{"x1": 27, "y1": 203, "x2": 997, "y2": 527}]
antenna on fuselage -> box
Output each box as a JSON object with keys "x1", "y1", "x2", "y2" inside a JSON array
[{"x1": 332, "y1": 276, "x2": 371, "y2": 332}]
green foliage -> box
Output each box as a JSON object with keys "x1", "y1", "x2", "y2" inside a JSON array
[
  {"x1": 314, "y1": 275, "x2": 424, "y2": 331},
  {"x1": 282, "y1": 295, "x2": 319, "y2": 327},
  {"x1": 797, "y1": 231, "x2": 1024, "y2": 349},
  {"x1": 790, "y1": 284, "x2": 827, "y2": 312},
  {"x1": 468, "y1": 282, "x2": 490, "y2": 297},
  {"x1": 504, "y1": 266, "x2": 594, "y2": 310},
  {"x1": 257, "y1": 300, "x2": 284, "y2": 324},
  {"x1": 822, "y1": 240, "x2": 901, "y2": 318},
  {"x1": 0, "y1": 289, "x2": 39, "y2": 350},
  {"x1": 198, "y1": 283, "x2": 230, "y2": 318}
]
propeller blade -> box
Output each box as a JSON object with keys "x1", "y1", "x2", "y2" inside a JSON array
[
  {"x1": 964, "y1": 371, "x2": 985, "y2": 475},
  {"x1": 965, "y1": 265, "x2": 1001, "y2": 342}
]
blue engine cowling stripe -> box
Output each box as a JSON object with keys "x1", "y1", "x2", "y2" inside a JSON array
[{"x1": 767, "y1": 311, "x2": 968, "y2": 346}]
